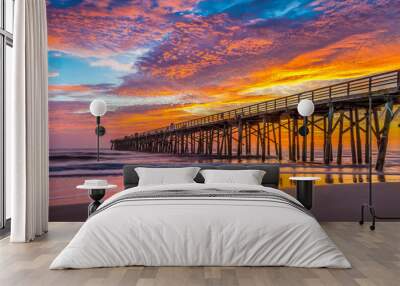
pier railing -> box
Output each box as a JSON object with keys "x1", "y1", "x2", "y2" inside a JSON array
[{"x1": 133, "y1": 70, "x2": 400, "y2": 136}]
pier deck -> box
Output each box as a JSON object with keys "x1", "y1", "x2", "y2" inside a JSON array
[{"x1": 111, "y1": 70, "x2": 400, "y2": 171}]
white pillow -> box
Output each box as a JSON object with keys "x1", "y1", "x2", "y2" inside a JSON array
[
  {"x1": 200, "y1": 169, "x2": 266, "y2": 185},
  {"x1": 135, "y1": 167, "x2": 200, "y2": 186}
]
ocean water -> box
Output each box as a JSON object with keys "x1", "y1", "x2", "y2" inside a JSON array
[{"x1": 49, "y1": 148, "x2": 400, "y2": 207}]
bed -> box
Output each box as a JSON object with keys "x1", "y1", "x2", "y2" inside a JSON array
[{"x1": 50, "y1": 164, "x2": 350, "y2": 269}]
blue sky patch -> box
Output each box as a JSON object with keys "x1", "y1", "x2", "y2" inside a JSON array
[
  {"x1": 194, "y1": 0, "x2": 319, "y2": 21},
  {"x1": 48, "y1": 51, "x2": 125, "y2": 86},
  {"x1": 49, "y1": 0, "x2": 83, "y2": 8}
]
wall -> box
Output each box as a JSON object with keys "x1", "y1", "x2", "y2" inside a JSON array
[{"x1": 46, "y1": 0, "x2": 400, "y2": 221}]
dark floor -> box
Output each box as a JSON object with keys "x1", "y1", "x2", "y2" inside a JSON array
[{"x1": 0, "y1": 219, "x2": 11, "y2": 239}]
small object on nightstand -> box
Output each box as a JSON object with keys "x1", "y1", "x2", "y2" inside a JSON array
[
  {"x1": 77, "y1": 180, "x2": 117, "y2": 216},
  {"x1": 289, "y1": 177, "x2": 320, "y2": 210}
]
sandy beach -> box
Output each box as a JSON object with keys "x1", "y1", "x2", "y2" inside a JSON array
[
  {"x1": 48, "y1": 149, "x2": 400, "y2": 222},
  {"x1": 303, "y1": 182, "x2": 400, "y2": 221}
]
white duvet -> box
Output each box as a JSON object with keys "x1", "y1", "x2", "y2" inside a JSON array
[{"x1": 50, "y1": 183, "x2": 351, "y2": 269}]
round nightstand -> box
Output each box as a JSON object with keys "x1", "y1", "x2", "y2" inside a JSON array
[
  {"x1": 77, "y1": 180, "x2": 117, "y2": 216},
  {"x1": 289, "y1": 177, "x2": 320, "y2": 210}
]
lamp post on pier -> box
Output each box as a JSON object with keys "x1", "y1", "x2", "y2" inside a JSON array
[
  {"x1": 90, "y1": 99, "x2": 107, "y2": 161},
  {"x1": 297, "y1": 99, "x2": 315, "y2": 161}
]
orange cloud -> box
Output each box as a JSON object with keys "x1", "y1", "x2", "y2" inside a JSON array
[{"x1": 48, "y1": 84, "x2": 95, "y2": 93}]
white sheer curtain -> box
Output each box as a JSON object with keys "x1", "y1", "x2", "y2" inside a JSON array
[{"x1": 9, "y1": 0, "x2": 49, "y2": 242}]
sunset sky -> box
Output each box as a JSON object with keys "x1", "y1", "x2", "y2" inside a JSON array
[{"x1": 47, "y1": 0, "x2": 400, "y2": 149}]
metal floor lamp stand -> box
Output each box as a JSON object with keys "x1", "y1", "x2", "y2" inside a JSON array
[
  {"x1": 96, "y1": 116, "x2": 100, "y2": 162},
  {"x1": 359, "y1": 94, "x2": 400, "y2": 230}
]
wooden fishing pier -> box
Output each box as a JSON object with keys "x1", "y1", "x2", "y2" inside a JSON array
[{"x1": 111, "y1": 70, "x2": 400, "y2": 171}]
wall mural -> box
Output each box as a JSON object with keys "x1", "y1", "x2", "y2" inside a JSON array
[{"x1": 47, "y1": 0, "x2": 400, "y2": 221}]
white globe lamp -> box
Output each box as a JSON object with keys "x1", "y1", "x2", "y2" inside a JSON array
[
  {"x1": 90, "y1": 99, "x2": 107, "y2": 161},
  {"x1": 297, "y1": 99, "x2": 314, "y2": 117},
  {"x1": 90, "y1": 99, "x2": 107, "y2": 117}
]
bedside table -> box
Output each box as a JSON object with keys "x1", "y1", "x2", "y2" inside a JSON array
[
  {"x1": 289, "y1": 177, "x2": 320, "y2": 210},
  {"x1": 77, "y1": 180, "x2": 117, "y2": 216}
]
